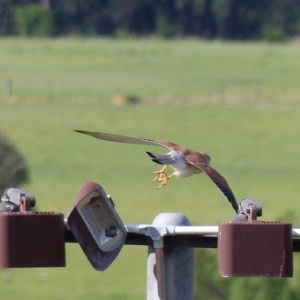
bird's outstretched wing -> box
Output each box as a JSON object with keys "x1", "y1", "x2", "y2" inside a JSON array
[
  {"x1": 74, "y1": 130, "x2": 178, "y2": 150},
  {"x1": 74, "y1": 130, "x2": 239, "y2": 213},
  {"x1": 189, "y1": 161, "x2": 239, "y2": 213}
]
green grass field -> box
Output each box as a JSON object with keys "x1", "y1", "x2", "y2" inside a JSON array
[{"x1": 1, "y1": 38, "x2": 300, "y2": 299}]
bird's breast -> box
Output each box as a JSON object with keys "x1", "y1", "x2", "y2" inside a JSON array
[{"x1": 173, "y1": 165, "x2": 203, "y2": 178}]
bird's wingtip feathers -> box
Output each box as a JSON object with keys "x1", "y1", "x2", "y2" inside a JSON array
[{"x1": 74, "y1": 129, "x2": 86, "y2": 134}]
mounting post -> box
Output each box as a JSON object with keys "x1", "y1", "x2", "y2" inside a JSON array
[{"x1": 146, "y1": 213, "x2": 194, "y2": 300}]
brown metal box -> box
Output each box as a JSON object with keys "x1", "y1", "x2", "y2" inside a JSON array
[
  {"x1": 0, "y1": 212, "x2": 66, "y2": 268},
  {"x1": 218, "y1": 221, "x2": 293, "y2": 277}
]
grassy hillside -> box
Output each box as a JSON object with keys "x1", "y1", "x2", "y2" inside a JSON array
[
  {"x1": 1, "y1": 38, "x2": 300, "y2": 106},
  {"x1": 0, "y1": 38, "x2": 300, "y2": 299}
]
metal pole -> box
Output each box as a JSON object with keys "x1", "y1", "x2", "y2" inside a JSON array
[
  {"x1": 154, "y1": 247, "x2": 167, "y2": 300},
  {"x1": 147, "y1": 213, "x2": 194, "y2": 300}
]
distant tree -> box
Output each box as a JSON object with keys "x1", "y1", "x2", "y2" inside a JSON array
[
  {"x1": 260, "y1": 0, "x2": 300, "y2": 41},
  {"x1": 155, "y1": 0, "x2": 177, "y2": 38},
  {"x1": 214, "y1": 0, "x2": 267, "y2": 39},
  {"x1": 190, "y1": 0, "x2": 216, "y2": 38},
  {"x1": 0, "y1": 133, "x2": 30, "y2": 196},
  {"x1": 14, "y1": 4, "x2": 55, "y2": 36},
  {"x1": 229, "y1": 277, "x2": 299, "y2": 300},
  {"x1": 51, "y1": 0, "x2": 115, "y2": 35},
  {"x1": 110, "y1": 0, "x2": 156, "y2": 35},
  {"x1": 0, "y1": 0, "x2": 15, "y2": 34},
  {"x1": 156, "y1": 0, "x2": 216, "y2": 38}
]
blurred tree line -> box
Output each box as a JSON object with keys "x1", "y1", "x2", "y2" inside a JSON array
[{"x1": 1, "y1": 0, "x2": 300, "y2": 40}]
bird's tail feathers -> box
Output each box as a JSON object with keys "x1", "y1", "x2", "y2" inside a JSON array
[
  {"x1": 145, "y1": 151, "x2": 176, "y2": 165},
  {"x1": 145, "y1": 151, "x2": 156, "y2": 159}
]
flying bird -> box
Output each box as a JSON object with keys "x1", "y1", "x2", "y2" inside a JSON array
[{"x1": 74, "y1": 130, "x2": 239, "y2": 213}]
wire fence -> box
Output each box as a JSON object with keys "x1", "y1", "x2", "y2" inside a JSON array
[{"x1": 1, "y1": 79, "x2": 300, "y2": 109}]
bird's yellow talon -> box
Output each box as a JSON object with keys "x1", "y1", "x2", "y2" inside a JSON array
[
  {"x1": 153, "y1": 172, "x2": 167, "y2": 182},
  {"x1": 157, "y1": 181, "x2": 165, "y2": 190},
  {"x1": 152, "y1": 165, "x2": 174, "y2": 189},
  {"x1": 153, "y1": 165, "x2": 168, "y2": 183}
]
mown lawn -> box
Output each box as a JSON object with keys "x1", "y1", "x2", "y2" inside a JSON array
[{"x1": 0, "y1": 38, "x2": 300, "y2": 299}]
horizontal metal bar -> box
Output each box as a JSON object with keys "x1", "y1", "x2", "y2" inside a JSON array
[
  {"x1": 292, "y1": 229, "x2": 300, "y2": 236},
  {"x1": 125, "y1": 224, "x2": 300, "y2": 237},
  {"x1": 64, "y1": 220, "x2": 300, "y2": 251},
  {"x1": 174, "y1": 226, "x2": 219, "y2": 235},
  {"x1": 125, "y1": 224, "x2": 219, "y2": 235}
]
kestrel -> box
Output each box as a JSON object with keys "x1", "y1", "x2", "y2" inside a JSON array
[{"x1": 74, "y1": 130, "x2": 239, "y2": 213}]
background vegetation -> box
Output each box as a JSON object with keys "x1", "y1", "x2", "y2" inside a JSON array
[
  {"x1": 1, "y1": 0, "x2": 300, "y2": 40},
  {"x1": 0, "y1": 132, "x2": 29, "y2": 196},
  {"x1": 1, "y1": 38, "x2": 300, "y2": 299}
]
